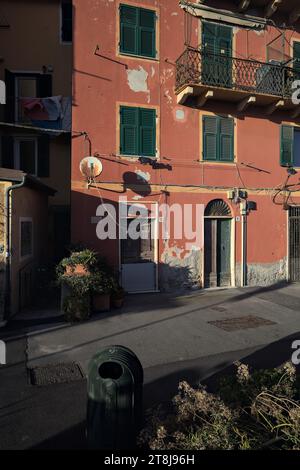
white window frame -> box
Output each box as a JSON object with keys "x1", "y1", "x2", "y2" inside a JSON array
[
  {"x1": 19, "y1": 217, "x2": 33, "y2": 262},
  {"x1": 14, "y1": 74, "x2": 39, "y2": 124},
  {"x1": 14, "y1": 136, "x2": 38, "y2": 176},
  {"x1": 60, "y1": 0, "x2": 72, "y2": 45}
]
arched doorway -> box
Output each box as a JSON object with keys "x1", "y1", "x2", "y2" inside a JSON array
[{"x1": 204, "y1": 199, "x2": 232, "y2": 288}]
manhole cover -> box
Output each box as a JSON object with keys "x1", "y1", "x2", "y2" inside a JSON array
[
  {"x1": 208, "y1": 315, "x2": 276, "y2": 332},
  {"x1": 30, "y1": 362, "x2": 85, "y2": 386}
]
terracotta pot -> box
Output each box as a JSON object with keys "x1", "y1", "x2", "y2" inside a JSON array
[
  {"x1": 65, "y1": 264, "x2": 89, "y2": 276},
  {"x1": 93, "y1": 293, "x2": 111, "y2": 312}
]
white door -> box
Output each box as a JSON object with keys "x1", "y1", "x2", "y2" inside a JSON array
[{"x1": 120, "y1": 215, "x2": 158, "y2": 293}]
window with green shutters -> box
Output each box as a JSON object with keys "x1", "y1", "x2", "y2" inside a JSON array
[
  {"x1": 120, "y1": 106, "x2": 156, "y2": 157},
  {"x1": 280, "y1": 125, "x2": 300, "y2": 167},
  {"x1": 120, "y1": 4, "x2": 156, "y2": 58},
  {"x1": 203, "y1": 115, "x2": 234, "y2": 162}
]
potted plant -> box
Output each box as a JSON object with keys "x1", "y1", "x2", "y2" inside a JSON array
[
  {"x1": 59, "y1": 249, "x2": 99, "y2": 277},
  {"x1": 111, "y1": 286, "x2": 126, "y2": 308},
  {"x1": 91, "y1": 272, "x2": 116, "y2": 313},
  {"x1": 57, "y1": 250, "x2": 118, "y2": 318},
  {"x1": 57, "y1": 273, "x2": 92, "y2": 322},
  {"x1": 56, "y1": 250, "x2": 98, "y2": 322}
]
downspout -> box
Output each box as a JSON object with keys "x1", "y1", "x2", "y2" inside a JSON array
[
  {"x1": 1, "y1": 176, "x2": 27, "y2": 326},
  {"x1": 240, "y1": 201, "x2": 248, "y2": 287}
]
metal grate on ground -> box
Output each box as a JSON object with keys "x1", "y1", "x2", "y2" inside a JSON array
[
  {"x1": 208, "y1": 315, "x2": 276, "y2": 332},
  {"x1": 30, "y1": 362, "x2": 85, "y2": 386}
]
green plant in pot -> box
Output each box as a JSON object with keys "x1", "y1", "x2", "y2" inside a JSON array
[
  {"x1": 57, "y1": 272, "x2": 93, "y2": 322},
  {"x1": 58, "y1": 249, "x2": 99, "y2": 277},
  {"x1": 56, "y1": 251, "x2": 98, "y2": 322},
  {"x1": 91, "y1": 272, "x2": 117, "y2": 313},
  {"x1": 57, "y1": 250, "x2": 118, "y2": 318}
]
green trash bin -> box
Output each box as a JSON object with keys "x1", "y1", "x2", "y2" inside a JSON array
[{"x1": 87, "y1": 345, "x2": 143, "y2": 449}]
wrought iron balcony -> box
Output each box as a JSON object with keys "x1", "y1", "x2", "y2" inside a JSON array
[{"x1": 175, "y1": 47, "x2": 300, "y2": 114}]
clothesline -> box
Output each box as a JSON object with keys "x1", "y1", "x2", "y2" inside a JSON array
[{"x1": 0, "y1": 121, "x2": 83, "y2": 135}]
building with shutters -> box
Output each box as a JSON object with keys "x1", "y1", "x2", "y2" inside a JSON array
[
  {"x1": 0, "y1": 0, "x2": 72, "y2": 262},
  {"x1": 70, "y1": 0, "x2": 300, "y2": 293},
  {"x1": 0, "y1": 1, "x2": 72, "y2": 317}
]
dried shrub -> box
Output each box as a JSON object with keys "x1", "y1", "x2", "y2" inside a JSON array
[{"x1": 139, "y1": 362, "x2": 300, "y2": 450}]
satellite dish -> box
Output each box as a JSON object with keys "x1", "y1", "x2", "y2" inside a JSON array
[{"x1": 80, "y1": 156, "x2": 103, "y2": 179}]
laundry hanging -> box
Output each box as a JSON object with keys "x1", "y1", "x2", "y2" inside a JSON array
[
  {"x1": 21, "y1": 96, "x2": 62, "y2": 121},
  {"x1": 20, "y1": 95, "x2": 71, "y2": 135}
]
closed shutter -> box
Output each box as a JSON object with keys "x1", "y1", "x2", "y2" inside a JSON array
[
  {"x1": 61, "y1": 0, "x2": 73, "y2": 43},
  {"x1": 218, "y1": 24, "x2": 233, "y2": 42},
  {"x1": 139, "y1": 9, "x2": 155, "y2": 58},
  {"x1": 1, "y1": 135, "x2": 14, "y2": 168},
  {"x1": 202, "y1": 23, "x2": 217, "y2": 43},
  {"x1": 120, "y1": 107, "x2": 139, "y2": 155},
  {"x1": 120, "y1": 4, "x2": 138, "y2": 55},
  {"x1": 203, "y1": 116, "x2": 218, "y2": 160},
  {"x1": 294, "y1": 42, "x2": 300, "y2": 73},
  {"x1": 37, "y1": 135, "x2": 50, "y2": 177},
  {"x1": 139, "y1": 108, "x2": 156, "y2": 156},
  {"x1": 281, "y1": 125, "x2": 294, "y2": 167},
  {"x1": 202, "y1": 22, "x2": 217, "y2": 54},
  {"x1": 202, "y1": 23, "x2": 232, "y2": 52},
  {"x1": 37, "y1": 74, "x2": 52, "y2": 98},
  {"x1": 220, "y1": 118, "x2": 234, "y2": 161},
  {"x1": 5, "y1": 69, "x2": 16, "y2": 123}
]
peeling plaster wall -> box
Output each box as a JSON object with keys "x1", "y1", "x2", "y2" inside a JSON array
[
  {"x1": 160, "y1": 243, "x2": 202, "y2": 292},
  {"x1": 236, "y1": 259, "x2": 288, "y2": 287},
  {"x1": 127, "y1": 66, "x2": 150, "y2": 98}
]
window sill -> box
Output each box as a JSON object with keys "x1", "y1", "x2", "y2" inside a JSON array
[
  {"x1": 118, "y1": 154, "x2": 157, "y2": 160},
  {"x1": 118, "y1": 52, "x2": 159, "y2": 62},
  {"x1": 201, "y1": 160, "x2": 236, "y2": 165}
]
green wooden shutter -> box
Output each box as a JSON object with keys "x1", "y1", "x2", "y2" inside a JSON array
[
  {"x1": 37, "y1": 135, "x2": 50, "y2": 177},
  {"x1": 218, "y1": 24, "x2": 233, "y2": 42},
  {"x1": 220, "y1": 118, "x2": 234, "y2": 161},
  {"x1": 1, "y1": 135, "x2": 14, "y2": 168},
  {"x1": 120, "y1": 4, "x2": 138, "y2": 55},
  {"x1": 139, "y1": 8, "x2": 155, "y2": 58},
  {"x1": 203, "y1": 116, "x2": 218, "y2": 161},
  {"x1": 139, "y1": 108, "x2": 156, "y2": 156},
  {"x1": 280, "y1": 125, "x2": 294, "y2": 167},
  {"x1": 294, "y1": 42, "x2": 300, "y2": 73},
  {"x1": 120, "y1": 107, "x2": 139, "y2": 155},
  {"x1": 202, "y1": 22, "x2": 217, "y2": 49}
]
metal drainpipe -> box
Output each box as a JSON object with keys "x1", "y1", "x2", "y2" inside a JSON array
[
  {"x1": 240, "y1": 201, "x2": 248, "y2": 287},
  {"x1": 1, "y1": 176, "x2": 27, "y2": 324}
]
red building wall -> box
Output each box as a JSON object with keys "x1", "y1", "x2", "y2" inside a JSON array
[{"x1": 72, "y1": 0, "x2": 300, "y2": 290}]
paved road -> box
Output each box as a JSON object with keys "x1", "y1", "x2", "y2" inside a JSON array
[
  {"x1": 27, "y1": 283, "x2": 300, "y2": 373},
  {"x1": 1, "y1": 282, "x2": 300, "y2": 449}
]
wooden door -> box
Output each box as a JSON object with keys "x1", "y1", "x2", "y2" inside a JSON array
[
  {"x1": 202, "y1": 22, "x2": 232, "y2": 88},
  {"x1": 204, "y1": 218, "x2": 231, "y2": 288}
]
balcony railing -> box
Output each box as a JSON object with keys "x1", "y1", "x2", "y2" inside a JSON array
[{"x1": 175, "y1": 47, "x2": 300, "y2": 100}]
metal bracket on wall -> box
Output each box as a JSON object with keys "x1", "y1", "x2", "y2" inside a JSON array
[{"x1": 94, "y1": 45, "x2": 128, "y2": 69}]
